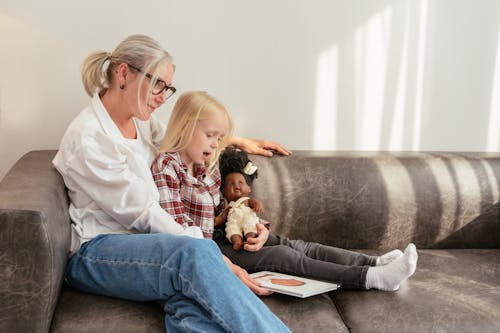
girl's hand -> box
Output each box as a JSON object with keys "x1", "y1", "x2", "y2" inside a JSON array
[
  {"x1": 244, "y1": 223, "x2": 269, "y2": 252},
  {"x1": 222, "y1": 255, "x2": 272, "y2": 296},
  {"x1": 230, "y1": 136, "x2": 292, "y2": 157}
]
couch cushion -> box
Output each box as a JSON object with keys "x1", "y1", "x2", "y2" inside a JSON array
[
  {"x1": 261, "y1": 293, "x2": 348, "y2": 332},
  {"x1": 51, "y1": 287, "x2": 347, "y2": 332},
  {"x1": 50, "y1": 287, "x2": 165, "y2": 333},
  {"x1": 331, "y1": 249, "x2": 500, "y2": 333}
]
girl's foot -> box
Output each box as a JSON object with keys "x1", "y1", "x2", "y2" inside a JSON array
[
  {"x1": 366, "y1": 243, "x2": 418, "y2": 291},
  {"x1": 376, "y1": 249, "x2": 404, "y2": 266}
]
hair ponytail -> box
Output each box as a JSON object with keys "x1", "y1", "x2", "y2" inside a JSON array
[{"x1": 81, "y1": 51, "x2": 110, "y2": 97}]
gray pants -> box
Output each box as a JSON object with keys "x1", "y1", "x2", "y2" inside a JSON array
[{"x1": 218, "y1": 234, "x2": 376, "y2": 289}]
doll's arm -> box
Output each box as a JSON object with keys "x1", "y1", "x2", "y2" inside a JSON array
[
  {"x1": 247, "y1": 198, "x2": 264, "y2": 214},
  {"x1": 214, "y1": 208, "x2": 229, "y2": 226}
]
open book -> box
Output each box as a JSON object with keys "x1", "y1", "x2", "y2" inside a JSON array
[{"x1": 250, "y1": 271, "x2": 340, "y2": 298}]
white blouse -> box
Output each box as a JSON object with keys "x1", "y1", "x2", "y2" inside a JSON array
[{"x1": 53, "y1": 94, "x2": 192, "y2": 253}]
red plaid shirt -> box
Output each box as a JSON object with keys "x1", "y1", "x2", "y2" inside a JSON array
[{"x1": 151, "y1": 152, "x2": 221, "y2": 239}]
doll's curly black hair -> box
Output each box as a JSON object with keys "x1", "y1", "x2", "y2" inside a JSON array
[{"x1": 219, "y1": 146, "x2": 259, "y2": 190}]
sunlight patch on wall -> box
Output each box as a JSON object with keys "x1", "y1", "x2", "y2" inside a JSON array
[
  {"x1": 411, "y1": 0, "x2": 428, "y2": 151},
  {"x1": 389, "y1": 1, "x2": 411, "y2": 150},
  {"x1": 487, "y1": 23, "x2": 500, "y2": 152},
  {"x1": 313, "y1": 45, "x2": 338, "y2": 150},
  {"x1": 355, "y1": 6, "x2": 392, "y2": 150}
]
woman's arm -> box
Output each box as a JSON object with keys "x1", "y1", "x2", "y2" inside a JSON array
[
  {"x1": 222, "y1": 255, "x2": 272, "y2": 296},
  {"x1": 60, "y1": 137, "x2": 184, "y2": 235},
  {"x1": 229, "y1": 136, "x2": 291, "y2": 157}
]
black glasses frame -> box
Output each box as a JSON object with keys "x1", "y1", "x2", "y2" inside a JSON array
[{"x1": 127, "y1": 64, "x2": 176, "y2": 97}]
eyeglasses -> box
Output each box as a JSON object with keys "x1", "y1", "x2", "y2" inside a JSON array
[{"x1": 127, "y1": 64, "x2": 176, "y2": 98}]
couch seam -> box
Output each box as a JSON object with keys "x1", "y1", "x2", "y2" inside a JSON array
[
  {"x1": 331, "y1": 294, "x2": 351, "y2": 333},
  {"x1": 39, "y1": 209, "x2": 55, "y2": 333}
]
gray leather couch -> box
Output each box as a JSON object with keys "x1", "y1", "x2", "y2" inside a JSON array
[{"x1": 1, "y1": 150, "x2": 499, "y2": 333}]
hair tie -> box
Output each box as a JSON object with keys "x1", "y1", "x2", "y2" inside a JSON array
[
  {"x1": 106, "y1": 52, "x2": 112, "y2": 61},
  {"x1": 243, "y1": 162, "x2": 257, "y2": 175}
]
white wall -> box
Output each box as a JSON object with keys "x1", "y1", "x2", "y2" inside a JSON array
[{"x1": 2, "y1": 0, "x2": 500, "y2": 180}]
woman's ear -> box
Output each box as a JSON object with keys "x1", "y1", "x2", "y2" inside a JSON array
[{"x1": 116, "y1": 63, "x2": 129, "y2": 87}]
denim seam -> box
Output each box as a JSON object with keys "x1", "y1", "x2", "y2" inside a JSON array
[
  {"x1": 78, "y1": 254, "x2": 163, "y2": 266},
  {"x1": 176, "y1": 266, "x2": 233, "y2": 333},
  {"x1": 178, "y1": 317, "x2": 194, "y2": 333}
]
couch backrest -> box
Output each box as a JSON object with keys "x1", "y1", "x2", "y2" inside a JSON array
[
  {"x1": 0, "y1": 150, "x2": 70, "y2": 333},
  {"x1": 251, "y1": 151, "x2": 500, "y2": 250}
]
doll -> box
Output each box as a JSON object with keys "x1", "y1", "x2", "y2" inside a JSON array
[{"x1": 219, "y1": 147, "x2": 263, "y2": 251}]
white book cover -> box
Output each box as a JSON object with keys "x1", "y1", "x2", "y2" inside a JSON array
[{"x1": 250, "y1": 271, "x2": 340, "y2": 298}]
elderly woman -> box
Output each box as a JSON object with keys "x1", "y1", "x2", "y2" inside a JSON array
[{"x1": 53, "y1": 34, "x2": 291, "y2": 333}]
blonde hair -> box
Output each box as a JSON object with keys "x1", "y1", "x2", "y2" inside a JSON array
[
  {"x1": 81, "y1": 34, "x2": 174, "y2": 112},
  {"x1": 160, "y1": 91, "x2": 234, "y2": 173}
]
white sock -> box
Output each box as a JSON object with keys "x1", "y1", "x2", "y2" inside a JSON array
[
  {"x1": 376, "y1": 249, "x2": 404, "y2": 266},
  {"x1": 365, "y1": 243, "x2": 418, "y2": 291}
]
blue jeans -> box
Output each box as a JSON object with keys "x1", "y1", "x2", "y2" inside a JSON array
[{"x1": 65, "y1": 233, "x2": 290, "y2": 333}]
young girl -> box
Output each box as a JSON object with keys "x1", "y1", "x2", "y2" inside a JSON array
[{"x1": 152, "y1": 91, "x2": 418, "y2": 291}]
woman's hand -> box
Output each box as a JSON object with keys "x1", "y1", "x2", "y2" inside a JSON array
[
  {"x1": 230, "y1": 136, "x2": 291, "y2": 157},
  {"x1": 222, "y1": 255, "x2": 273, "y2": 296},
  {"x1": 244, "y1": 223, "x2": 269, "y2": 252}
]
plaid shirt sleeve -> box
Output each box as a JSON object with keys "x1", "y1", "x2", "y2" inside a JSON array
[{"x1": 151, "y1": 154, "x2": 192, "y2": 228}]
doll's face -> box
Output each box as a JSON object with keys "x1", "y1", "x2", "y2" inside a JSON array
[{"x1": 223, "y1": 172, "x2": 251, "y2": 202}]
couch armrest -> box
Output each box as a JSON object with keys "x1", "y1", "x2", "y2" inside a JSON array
[{"x1": 0, "y1": 150, "x2": 70, "y2": 333}]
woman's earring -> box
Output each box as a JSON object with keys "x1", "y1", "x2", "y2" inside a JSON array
[{"x1": 120, "y1": 84, "x2": 125, "y2": 90}]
